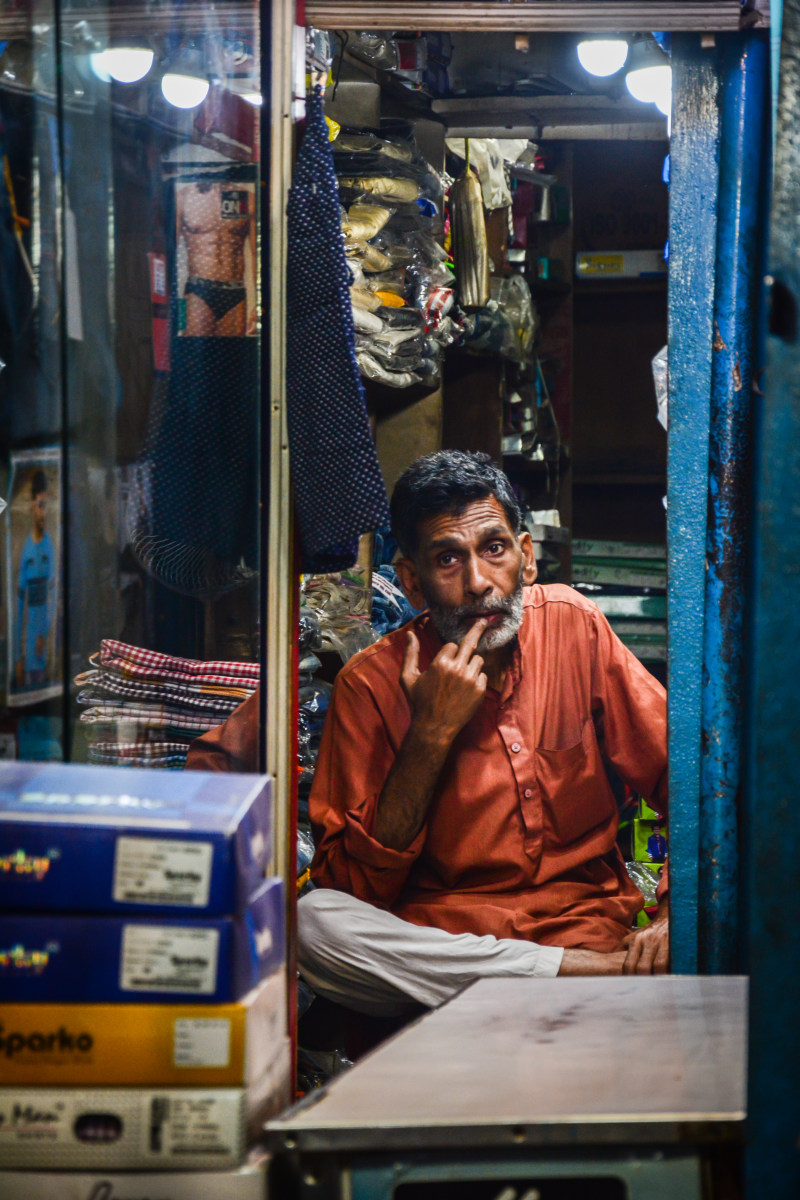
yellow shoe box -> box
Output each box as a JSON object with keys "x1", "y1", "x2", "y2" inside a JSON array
[{"x1": 0, "y1": 969, "x2": 285, "y2": 1086}]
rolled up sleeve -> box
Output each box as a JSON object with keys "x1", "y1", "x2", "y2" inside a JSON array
[{"x1": 310, "y1": 671, "x2": 425, "y2": 908}]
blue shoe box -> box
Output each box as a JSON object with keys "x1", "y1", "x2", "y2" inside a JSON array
[
  {"x1": 0, "y1": 762, "x2": 272, "y2": 916},
  {"x1": 0, "y1": 876, "x2": 284, "y2": 1003}
]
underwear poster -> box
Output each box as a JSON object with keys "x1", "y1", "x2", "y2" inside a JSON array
[
  {"x1": 175, "y1": 177, "x2": 257, "y2": 338},
  {"x1": 5, "y1": 447, "x2": 62, "y2": 707}
]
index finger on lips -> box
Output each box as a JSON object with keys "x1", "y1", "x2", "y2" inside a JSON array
[{"x1": 456, "y1": 617, "x2": 488, "y2": 663}]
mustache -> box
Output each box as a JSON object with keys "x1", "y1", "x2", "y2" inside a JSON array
[{"x1": 447, "y1": 597, "x2": 514, "y2": 622}]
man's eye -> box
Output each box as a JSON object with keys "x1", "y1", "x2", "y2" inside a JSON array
[
  {"x1": 438, "y1": 553, "x2": 456, "y2": 566},
  {"x1": 487, "y1": 542, "x2": 505, "y2": 554}
]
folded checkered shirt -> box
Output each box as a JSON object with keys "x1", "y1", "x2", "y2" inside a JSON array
[
  {"x1": 98, "y1": 639, "x2": 261, "y2": 687},
  {"x1": 76, "y1": 673, "x2": 244, "y2": 713},
  {"x1": 78, "y1": 704, "x2": 223, "y2": 732}
]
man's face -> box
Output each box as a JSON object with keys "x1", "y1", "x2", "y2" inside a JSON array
[
  {"x1": 32, "y1": 491, "x2": 46, "y2": 537},
  {"x1": 396, "y1": 496, "x2": 536, "y2": 654}
]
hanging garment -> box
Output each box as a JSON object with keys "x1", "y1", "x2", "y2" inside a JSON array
[{"x1": 286, "y1": 88, "x2": 390, "y2": 572}]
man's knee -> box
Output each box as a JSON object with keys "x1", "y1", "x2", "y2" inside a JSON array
[{"x1": 297, "y1": 888, "x2": 353, "y2": 961}]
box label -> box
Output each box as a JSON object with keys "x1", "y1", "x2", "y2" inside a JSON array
[
  {"x1": 120, "y1": 926, "x2": 219, "y2": 995},
  {"x1": 142, "y1": 1092, "x2": 239, "y2": 1159},
  {"x1": 112, "y1": 838, "x2": 213, "y2": 908},
  {"x1": 173, "y1": 1019, "x2": 231, "y2": 1068}
]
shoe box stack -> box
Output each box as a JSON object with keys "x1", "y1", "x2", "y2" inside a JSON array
[{"x1": 0, "y1": 761, "x2": 289, "y2": 1199}]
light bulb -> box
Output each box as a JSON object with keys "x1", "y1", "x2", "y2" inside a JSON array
[
  {"x1": 576, "y1": 38, "x2": 628, "y2": 78},
  {"x1": 241, "y1": 91, "x2": 263, "y2": 106},
  {"x1": 161, "y1": 72, "x2": 209, "y2": 109},
  {"x1": 93, "y1": 47, "x2": 154, "y2": 84},
  {"x1": 654, "y1": 72, "x2": 672, "y2": 116},
  {"x1": 626, "y1": 63, "x2": 671, "y2": 105}
]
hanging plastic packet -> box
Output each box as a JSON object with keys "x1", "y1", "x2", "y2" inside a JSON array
[
  {"x1": 652, "y1": 344, "x2": 668, "y2": 430},
  {"x1": 347, "y1": 30, "x2": 401, "y2": 72}
]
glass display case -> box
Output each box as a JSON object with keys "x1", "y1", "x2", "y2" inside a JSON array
[{"x1": 0, "y1": 0, "x2": 269, "y2": 767}]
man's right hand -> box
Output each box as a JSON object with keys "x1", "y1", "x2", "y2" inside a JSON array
[
  {"x1": 374, "y1": 619, "x2": 489, "y2": 852},
  {"x1": 401, "y1": 619, "x2": 488, "y2": 746}
]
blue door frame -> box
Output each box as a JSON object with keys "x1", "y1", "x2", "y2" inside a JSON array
[{"x1": 670, "y1": 21, "x2": 799, "y2": 1196}]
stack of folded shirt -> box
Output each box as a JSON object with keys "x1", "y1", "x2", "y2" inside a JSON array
[
  {"x1": 334, "y1": 129, "x2": 454, "y2": 389},
  {"x1": 75, "y1": 639, "x2": 259, "y2": 768}
]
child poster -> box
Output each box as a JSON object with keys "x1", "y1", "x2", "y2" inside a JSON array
[{"x1": 5, "y1": 447, "x2": 62, "y2": 706}]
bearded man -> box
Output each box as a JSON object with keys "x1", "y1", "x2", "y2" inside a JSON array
[{"x1": 296, "y1": 451, "x2": 669, "y2": 1017}]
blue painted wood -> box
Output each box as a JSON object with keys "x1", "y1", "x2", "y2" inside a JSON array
[
  {"x1": 667, "y1": 35, "x2": 721, "y2": 975},
  {"x1": 700, "y1": 33, "x2": 769, "y2": 975},
  {"x1": 744, "y1": 0, "x2": 800, "y2": 1192}
]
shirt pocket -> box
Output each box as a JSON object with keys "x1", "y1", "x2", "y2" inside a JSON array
[{"x1": 536, "y1": 719, "x2": 615, "y2": 848}]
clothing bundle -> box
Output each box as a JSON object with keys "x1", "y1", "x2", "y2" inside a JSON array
[
  {"x1": 334, "y1": 128, "x2": 458, "y2": 389},
  {"x1": 75, "y1": 638, "x2": 259, "y2": 768}
]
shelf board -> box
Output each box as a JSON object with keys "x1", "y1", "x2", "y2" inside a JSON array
[{"x1": 573, "y1": 277, "x2": 667, "y2": 294}]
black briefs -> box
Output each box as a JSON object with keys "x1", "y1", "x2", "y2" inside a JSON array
[{"x1": 185, "y1": 275, "x2": 246, "y2": 321}]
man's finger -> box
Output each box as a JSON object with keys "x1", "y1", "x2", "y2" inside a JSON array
[
  {"x1": 622, "y1": 935, "x2": 642, "y2": 975},
  {"x1": 455, "y1": 617, "x2": 488, "y2": 663},
  {"x1": 635, "y1": 936, "x2": 656, "y2": 975},
  {"x1": 401, "y1": 629, "x2": 420, "y2": 688}
]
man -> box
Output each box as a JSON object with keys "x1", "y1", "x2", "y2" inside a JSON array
[
  {"x1": 176, "y1": 180, "x2": 255, "y2": 337},
  {"x1": 188, "y1": 451, "x2": 669, "y2": 1014},
  {"x1": 296, "y1": 451, "x2": 668, "y2": 1016},
  {"x1": 14, "y1": 469, "x2": 55, "y2": 690}
]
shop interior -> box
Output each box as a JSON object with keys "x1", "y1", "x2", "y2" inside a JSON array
[{"x1": 0, "y1": 2, "x2": 777, "y2": 1197}]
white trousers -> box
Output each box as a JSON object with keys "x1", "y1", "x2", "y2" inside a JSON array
[{"x1": 297, "y1": 888, "x2": 564, "y2": 1017}]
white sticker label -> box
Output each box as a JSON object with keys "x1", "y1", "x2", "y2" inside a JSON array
[
  {"x1": 142, "y1": 1092, "x2": 240, "y2": 1158},
  {"x1": 113, "y1": 837, "x2": 213, "y2": 907},
  {"x1": 173, "y1": 1018, "x2": 231, "y2": 1068},
  {"x1": 120, "y1": 925, "x2": 219, "y2": 995}
]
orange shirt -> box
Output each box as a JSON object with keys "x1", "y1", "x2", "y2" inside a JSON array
[{"x1": 310, "y1": 584, "x2": 667, "y2": 953}]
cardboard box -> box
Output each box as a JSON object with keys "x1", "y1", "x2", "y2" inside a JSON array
[
  {"x1": 0, "y1": 762, "x2": 272, "y2": 915},
  {"x1": 0, "y1": 1158, "x2": 270, "y2": 1200},
  {"x1": 0, "y1": 1061, "x2": 289, "y2": 1170},
  {"x1": 0, "y1": 970, "x2": 286, "y2": 1086},
  {"x1": 0, "y1": 878, "x2": 284, "y2": 1003}
]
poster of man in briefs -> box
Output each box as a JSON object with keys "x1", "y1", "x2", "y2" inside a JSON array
[{"x1": 5, "y1": 448, "x2": 62, "y2": 706}]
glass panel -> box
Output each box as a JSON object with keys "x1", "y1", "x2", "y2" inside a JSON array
[{"x1": 0, "y1": 0, "x2": 265, "y2": 769}]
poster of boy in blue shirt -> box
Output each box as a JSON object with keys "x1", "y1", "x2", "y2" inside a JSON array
[{"x1": 6, "y1": 451, "x2": 61, "y2": 705}]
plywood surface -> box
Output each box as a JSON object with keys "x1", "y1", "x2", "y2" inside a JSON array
[{"x1": 270, "y1": 976, "x2": 746, "y2": 1146}]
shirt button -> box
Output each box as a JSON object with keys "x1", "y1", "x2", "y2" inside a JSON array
[
  {"x1": 511, "y1": 742, "x2": 521, "y2": 753},
  {"x1": 524, "y1": 788, "x2": 533, "y2": 799}
]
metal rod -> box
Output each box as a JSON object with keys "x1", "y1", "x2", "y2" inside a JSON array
[
  {"x1": 699, "y1": 33, "x2": 769, "y2": 974},
  {"x1": 666, "y1": 35, "x2": 722, "y2": 975}
]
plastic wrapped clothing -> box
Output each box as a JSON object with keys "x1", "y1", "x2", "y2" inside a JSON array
[{"x1": 286, "y1": 88, "x2": 390, "y2": 571}]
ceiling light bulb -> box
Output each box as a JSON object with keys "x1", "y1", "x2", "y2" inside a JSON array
[
  {"x1": 161, "y1": 71, "x2": 209, "y2": 109},
  {"x1": 94, "y1": 46, "x2": 154, "y2": 84},
  {"x1": 653, "y1": 71, "x2": 672, "y2": 116},
  {"x1": 241, "y1": 91, "x2": 263, "y2": 105},
  {"x1": 626, "y1": 62, "x2": 671, "y2": 105},
  {"x1": 576, "y1": 38, "x2": 628, "y2": 78}
]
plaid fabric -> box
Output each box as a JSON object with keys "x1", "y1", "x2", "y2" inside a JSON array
[
  {"x1": 88, "y1": 750, "x2": 187, "y2": 769},
  {"x1": 89, "y1": 741, "x2": 190, "y2": 757},
  {"x1": 76, "y1": 673, "x2": 243, "y2": 713},
  {"x1": 98, "y1": 639, "x2": 260, "y2": 686},
  {"x1": 79, "y1": 705, "x2": 222, "y2": 731}
]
